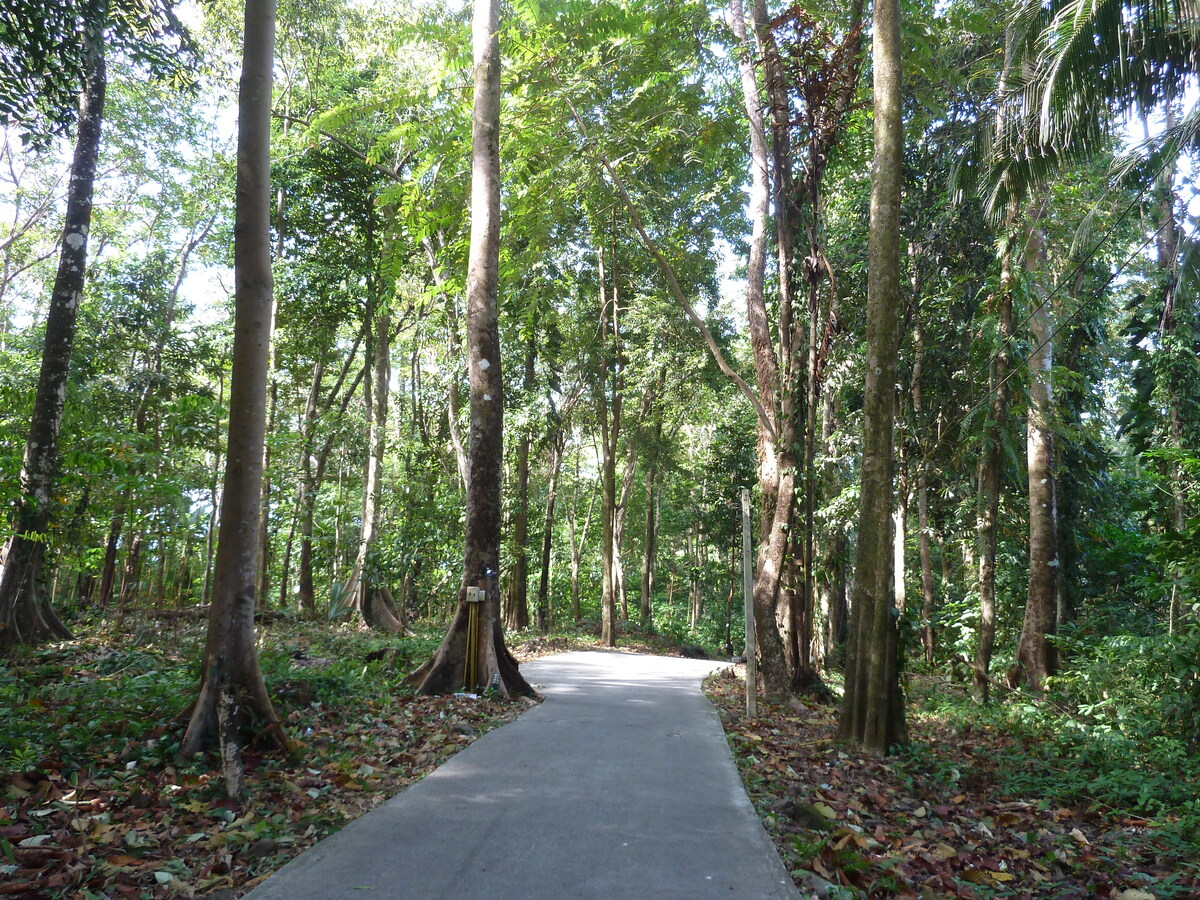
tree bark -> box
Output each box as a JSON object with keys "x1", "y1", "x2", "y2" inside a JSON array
[
  {"x1": 181, "y1": 0, "x2": 285, "y2": 759},
  {"x1": 412, "y1": 0, "x2": 531, "y2": 697},
  {"x1": 1010, "y1": 212, "x2": 1057, "y2": 691},
  {"x1": 836, "y1": 0, "x2": 907, "y2": 752},
  {"x1": 731, "y1": 0, "x2": 792, "y2": 695},
  {"x1": 0, "y1": 23, "x2": 106, "y2": 647}
]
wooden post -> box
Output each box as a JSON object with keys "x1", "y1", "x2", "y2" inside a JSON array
[
  {"x1": 741, "y1": 488, "x2": 757, "y2": 718},
  {"x1": 465, "y1": 586, "x2": 483, "y2": 689}
]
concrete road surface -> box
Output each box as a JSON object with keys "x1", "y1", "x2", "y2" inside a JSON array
[{"x1": 243, "y1": 650, "x2": 801, "y2": 899}]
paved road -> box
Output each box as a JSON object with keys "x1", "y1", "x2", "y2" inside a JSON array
[{"x1": 244, "y1": 651, "x2": 800, "y2": 899}]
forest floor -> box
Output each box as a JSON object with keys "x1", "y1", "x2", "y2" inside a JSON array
[
  {"x1": 704, "y1": 667, "x2": 1200, "y2": 899},
  {"x1": 0, "y1": 618, "x2": 677, "y2": 899},
  {"x1": 3, "y1": 620, "x2": 1197, "y2": 898}
]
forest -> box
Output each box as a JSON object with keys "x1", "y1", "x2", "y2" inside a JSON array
[{"x1": 1, "y1": 0, "x2": 1199, "y2": 896}]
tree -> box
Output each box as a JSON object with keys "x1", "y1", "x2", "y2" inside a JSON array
[
  {"x1": 0, "y1": 16, "x2": 106, "y2": 647},
  {"x1": 1011, "y1": 208, "x2": 1058, "y2": 690},
  {"x1": 409, "y1": 0, "x2": 532, "y2": 697},
  {"x1": 837, "y1": 0, "x2": 907, "y2": 752},
  {"x1": 0, "y1": 1, "x2": 198, "y2": 645},
  {"x1": 0, "y1": 0, "x2": 192, "y2": 143},
  {"x1": 181, "y1": 0, "x2": 286, "y2": 763}
]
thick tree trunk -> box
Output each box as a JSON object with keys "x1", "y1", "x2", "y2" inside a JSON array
[
  {"x1": 412, "y1": 0, "x2": 531, "y2": 697},
  {"x1": 0, "y1": 27, "x2": 106, "y2": 647},
  {"x1": 836, "y1": 0, "x2": 906, "y2": 752},
  {"x1": 181, "y1": 0, "x2": 285, "y2": 759},
  {"x1": 1011, "y1": 216, "x2": 1057, "y2": 691}
]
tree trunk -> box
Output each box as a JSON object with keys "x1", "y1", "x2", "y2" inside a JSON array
[
  {"x1": 424, "y1": 236, "x2": 470, "y2": 492},
  {"x1": 0, "y1": 25, "x2": 106, "y2": 647},
  {"x1": 816, "y1": 381, "x2": 846, "y2": 667},
  {"x1": 181, "y1": 0, "x2": 285, "y2": 760},
  {"x1": 97, "y1": 510, "x2": 123, "y2": 609},
  {"x1": 347, "y1": 292, "x2": 404, "y2": 632},
  {"x1": 536, "y1": 432, "x2": 563, "y2": 630},
  {"x1": 296, "y1": 351, "x2": 366, "y2": 617},
  {"x1": 118, "y1": 530, "x2": 142, "y2": 610},
  {"x1": 893, "y1": 461, "x2": 908, "y2": 614},
  {"x1": 599, "y1": 407, "x2": 618, "y2": 645},
  {"x1": 1011, "y1": 213, "x2": 1057, "y2": 691},
  {"x1": 595, "y1": 239, "x2": 622, "y2": 647},
  {"x1": 731, "y1": 0, "x2": 792, "y2": 695},
  {"x1": 256, "y1": 379, "x2": 277, "y2": 608},
  {"x1": 567, "y1": 450, "x2": 594, "y2": 624},
  {"x1": 974, "y1": 227, "x2": 1015, "y2": 702},
  {"x1": 201, "y1": 370, "x2": 224, "y2": 605},
  {"x1": 412, "y1": 0, "x2": 531, "y2": 697},
  {"x1": 913, "y1": 322, "x2": 937, "y2": 665},
  {"x1": 279, "y1": 358, "x2": 325, "y2": 612},
  {"x1": 504, "y1": 332, "x2": 536, "y2": 631},
  {"x1": 640, "y1": 436, "x2": 661, "y2": 624},
  {"x1": 836, "y1": 0, "x2": 906, "y2": 752}
]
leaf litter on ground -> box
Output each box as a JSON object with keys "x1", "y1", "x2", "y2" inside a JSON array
[
  {"x1": 704, "y1": 667, "x2": 1200, "y2": 899},
  {"x1": 0, "y1": 619, "x2": 692, "y2": 898}
]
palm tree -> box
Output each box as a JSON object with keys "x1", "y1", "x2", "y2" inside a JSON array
[{"x1": 990, "y1": 0, "x2": 1199, "y2": 213}]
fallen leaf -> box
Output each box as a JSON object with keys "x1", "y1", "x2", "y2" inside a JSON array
[{"x1": 931, "y1": 843, "x2": 957, "y2": 860}]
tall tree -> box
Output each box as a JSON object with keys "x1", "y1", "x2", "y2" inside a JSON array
[
  {"x1": 180, "y1": 0, "x2": 286, "y2": 760},
  {"x1": 0, "y1": 14, "x2": 106, "y2": 646},
  {"x1": 1011, "y1": 208, "x2": 1058, "y2": 689},
  {"x1": 410, "y1": 0, "x2": 532, "y2": 697},
  {"x1": 837, "y1": 0, "x2": 907, "y2": 752},
  {"x1": 729, "y1": 0, "x2": 791, "y2": 694}
]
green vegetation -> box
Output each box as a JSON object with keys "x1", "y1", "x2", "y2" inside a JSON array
[{"x1": 2, "y1": 0, "x2": 1200, "y2": 894}]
